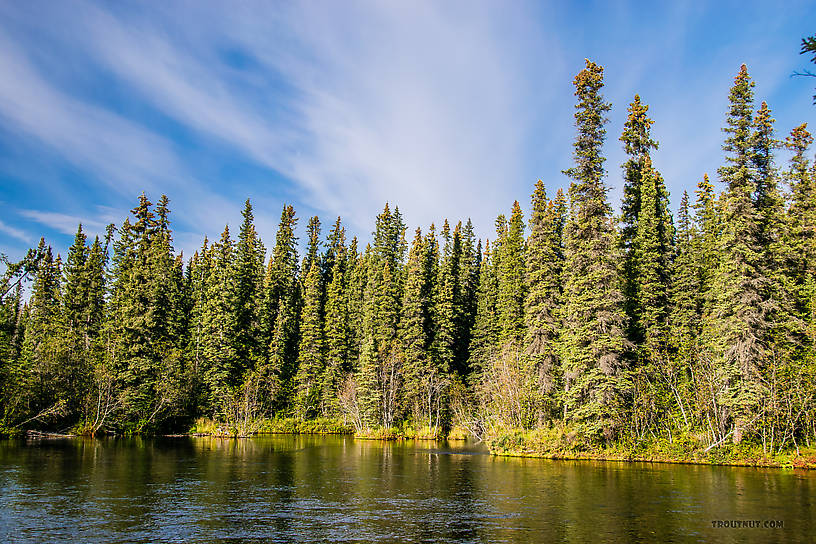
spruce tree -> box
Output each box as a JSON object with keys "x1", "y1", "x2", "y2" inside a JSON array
[
  {"x1": 433, "y1": 220, "x2": 458, "y2": 375},
  {"x1": 84, "y1": 236, "x2": 106, "y2": 345},
  {"x1": 524, "y1": 182, "x2": 566, "y2": 421},
  {"x1": 295, "y1": 260, "x2": 324, "y2": 419},
  {"x1": 693, "y1": 174, "x2": 721, "y2": 303},
  {"x1": 62, "y1": 225, "x2": 88, "y2": 335},
  {"x1": 468, "y1": 240, "x2": 498, "y2": 380},
  {"x1": 149, "y1": 196, "x2": 187, "y2": 421},
  {"x1": 19, "y1": 240, "x2": 64, "y2": 427},
  {"x1": 0, "y1": 283, "x2": 25, "y2": 427},
  {"x1": 702, "y1": 65, "x2": 767, "y2": 444},
  {"x1": 628, "y1": 159, "x2": 673, "y2": 435},
  {"x1": 454, "y1": 219, "x2": 480, "y2": 376},
  {"x1": 667, "y1": 191, "x2": 699, "y2": 427},
  {"x1": 560, "y1": 59, "x2": 629, "y2": 439},
  {"x1": 785, "y1": 124, "x2": 816, "y2": 344},
  {"x1": 321, "y1": 220, "x2": 349, "y2": 416},
  {"x1": 345, "y1": 237, "x2": 365, "y2": 368},
  {"x1": 356, "y1": 204, "x2": 406, "y2": 428},
  {"x1": 187, "y1": 238, "x2": 213, "y2": 413},
  {"x1": 61, "y1": 225, "x2": 91, "y2": 418},
  {"x1": 263, "y1": 205, "x2": 300, "y2": 412},
  {"x1": 109, "y1": 195, "x2": 158, "y2": 429},
  {"x1": 496, "y1": 202, "x2": 526, "y2": 345},
  {"x1": 233, "y1": 200, "x2": 266, "y2": 372},
  {"x1": 632, "y1": 158, "x2": 671, "y2": 359},
  {"x1": 668, "y1": 192, "x2": 701, "y2": 354},
  {"x1": 201, "y1": 226, "x2": 239, "y2": 415},
  {"x1": 619, "y1": 95, "x2": 673, "y2": 349},
  {"x1": 401, "y1": 227, "x2": 437, "y2": 426},
  {"x1": 302, "y1": 216, "x2": 322, "y2": 277}
]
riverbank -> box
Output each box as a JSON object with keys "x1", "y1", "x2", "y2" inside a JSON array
[
  {"x1": 485, "y1": 428, "x2": 816, "y2": 469},
  {"x1": 188, "y1": 418, "x2": 471, "y2": 441}
]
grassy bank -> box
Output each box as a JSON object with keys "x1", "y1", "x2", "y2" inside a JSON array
[
  {"x1": 187, "y1": 418, "x2": 472, "y2": 441},
  {"x1": 485, "y1": 427, "x2": 816, "y2": 469},
  {"x1": 189, "y1": 417, "x2": 353, "y2": 437}
]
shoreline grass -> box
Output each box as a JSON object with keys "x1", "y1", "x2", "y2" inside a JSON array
[{"x1": 484, "y1": 428, "x2": 816, "y2": 469}]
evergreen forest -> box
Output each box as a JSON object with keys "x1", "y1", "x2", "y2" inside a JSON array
[{"x1": 3, "y1": 60, "x2": 816, "y2": 460}]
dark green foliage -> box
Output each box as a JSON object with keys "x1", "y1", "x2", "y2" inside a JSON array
[
  {"x1": 496, "y1": 203, "x2": 526, "y2": 344},
  {"x1": 468, "y1": 240, "x2": 499, "y2": 381},
  {"x1": 104, "y1": 195, "x2": 187, "y2": 432},
  {"x1": 233, "y1": 200, "x2": 266, "y2": 372},
  {"x1": 668, "y1": 192, "x2": 700, "y2": 362},
  {"x1": 524, "y1": 182, "x2": 566, "y2": 421},
  {"x1": 401, "y1": 227, "x2": 441, "y2": 427},
  {"x1": 321, "y1": 219, "x2": 350, "y2": 416},
  {"x1": 201, "y1": 226, "x2": 239, "y2": 412},
  {"x1": 295, "y1": 261, "x2": 324, "y2": 419},
  {"x1": 619, "y1": 96, "x2": 673, "y2": 351},
  {"x1": 701, "y1": 65, "x2": 770, "y2": 444},
  {"x1": 454, "y1": 220, "x2": 480, "y2": 376},
  {"x1": 433, "y1": 221, "x2": 457, "y2": 374},
  {"x1": 16, "y1": 241, "x2": 65, "y2": 428},
  {"x1": 560, "y1": 59, "x2": 630, "y2": 440},
  {"x1": 355, "y1": 205, "x2": 406, "y2": 429},
  {"x1": 785, "y1": 124, "x2": 816, "y2": 344},
  {"x1": 263, "y1": 205, "x2": 300, "y2": 411}
]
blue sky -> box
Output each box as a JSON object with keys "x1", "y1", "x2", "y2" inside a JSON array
[{"x1": 0, "y1": 1, "x2": 814, "y2": 261}]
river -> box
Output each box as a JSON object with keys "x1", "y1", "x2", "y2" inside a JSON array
[{"x1": 0, "y1": 435, "x2": 812, "y2": 543}]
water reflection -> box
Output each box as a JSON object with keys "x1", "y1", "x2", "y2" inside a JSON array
[{"x1": 0, "y1": 436, "x2": 813, "y2": 543}]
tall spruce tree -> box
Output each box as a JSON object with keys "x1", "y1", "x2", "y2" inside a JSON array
[
  {"x1": 108, "y1": 195, "x2": 172, "y2": 431},
  {"x1": 295, "y1": 260, "x2": 324, "y2": 419},
  {"x1": 401, "y1": 227, "x2": 438, "y2": 426},
  {"x1": 0, "y1": 282, "x2": 25, "y2": 428},
  {"x1": 233, "y1": 200, "x2": 266, "y2": 372},
  {"x1": 666, "y1": 191, "x2": 698, "y2": 428},
  {"x1": 433, "y1": 220, "x2": 458, "y2": 375},
  {"x1": 60, "y1": 225, "x2": 91, "y2": 418},
  {"x1": 619, "y1": 96, "x2": 673, "y2": 350},
  {"x1": 201, "y1": 226, "x2": 239, "y2": 415},
  {"x1": 187, "y1": 238, "x2": 213, "y2": 413},
  {"x1": 785, "y1": 124, "x2": 816, "y2": 343},
  {"x1": 455, "y1": 219, "x2": 480, "y2": 376},
  {"x1": 524, "y1": 182, "x2": 566, "y2": 421},
  {"x1": 702, "y1": 65, "x2": 768, "y2": 444},
  {"x1": 356, "y1": 204, "x2": 406, "y2": 429},
  {"x1": 263, "y1": 205, "x2": 300, "y2": 412},
  {"x1": 18, "y1": 241, "x2": 64, "y2": 428},
  {"x1": 468, "y1": 239, "x2": 499, "y2": 380},
  {"x1": 496, "y1": 202, "x2": 526, "y2": 345},
  {"x1": 321, "y1": 219, "x2": 349, "y2": 416},
  {"x1": 560, "y1": 59, "x2": 629, "y2": 439}
]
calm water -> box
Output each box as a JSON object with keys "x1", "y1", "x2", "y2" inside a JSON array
[{"x1": 0, "y1": 436, "x2": 813, "y2": 543}]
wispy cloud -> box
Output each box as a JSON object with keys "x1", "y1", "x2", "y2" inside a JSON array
[
  {"x1": 0, "y1": 33, "x2": 190, "y2": 199},
  {"x1": 0, "y1": 218, "x2": 30, "y2": 244},
  {"x1": 13, "y1": 1, "x2": 556, "y2": 236},
  {"x1": 17, "y1": 207, "x2": 121, "y2": 237},
  {"x1": 231, "y1": 1, "x2": 561, "y2": 235}
]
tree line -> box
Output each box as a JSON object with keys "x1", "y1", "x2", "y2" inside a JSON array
[{"x1": 2, "y1": 60, "x2": 815, "y2": 453}]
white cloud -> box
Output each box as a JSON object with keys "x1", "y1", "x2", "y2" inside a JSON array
[
  {"x1": 22, "y1": 1, "x2": 556, "y2": 239},
  {"x1": 17, "y1": 207, "x2": 121, "y2": 237},
  {"x1": 0, "y1": 34, "x2": 192, "y2": 199},
  {"x1": 0, "y1": 218, "x2": 30, "y2": 244},
  {"x1": 233, "y1": 1, "x2": 556, "y2": 236}
]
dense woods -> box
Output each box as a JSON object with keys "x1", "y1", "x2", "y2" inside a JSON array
[{"x1": 3, "y1": 60, "x2": 816, "y2": 456}]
